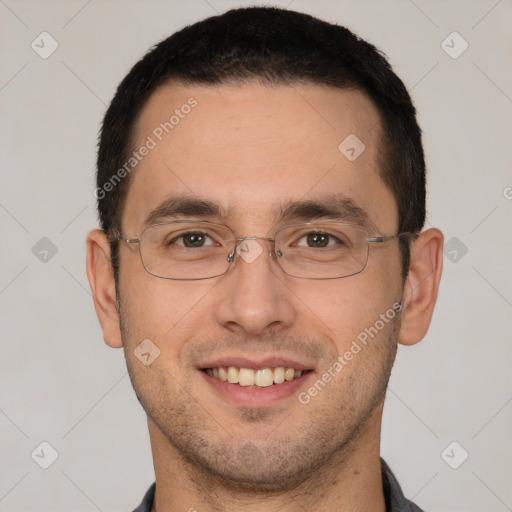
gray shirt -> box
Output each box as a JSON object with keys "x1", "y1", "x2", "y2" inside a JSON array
[{"x1": 132, "y1": 459, "x2": 424, "y2": 512}]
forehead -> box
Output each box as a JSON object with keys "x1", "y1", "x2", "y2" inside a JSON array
[{"x1": 123, "y1": 82, "x2": 396, "y2": 233}]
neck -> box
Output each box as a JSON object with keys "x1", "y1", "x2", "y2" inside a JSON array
[{"x1": 148, "y1": 408, "x2": 386, "y2": 512}]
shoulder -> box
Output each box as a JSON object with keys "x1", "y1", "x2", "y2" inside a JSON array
[
  {"x1": 381, "y1": 459, "x2": 425, "y2": 512},
  {"x1": 131, "y1": 482, "x2": 155, "y2": 512}
]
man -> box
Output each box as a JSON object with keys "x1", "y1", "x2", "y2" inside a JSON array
[{"x1": 86, "y1": 6, "x2": 443, "y2": 512}]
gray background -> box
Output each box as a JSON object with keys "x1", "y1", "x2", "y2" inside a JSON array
[{"x1": 1, "y1": 1, "x2": 511, "y2": 511}]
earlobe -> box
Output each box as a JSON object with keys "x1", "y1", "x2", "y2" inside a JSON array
[
  {"x1": 398, "y1": 228, "x2": 444, "y2": 346},
  {"x1": 86, "y1": 229, "x2": 123, "y2": 348}
]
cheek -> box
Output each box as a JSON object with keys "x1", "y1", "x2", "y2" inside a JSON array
[
  {"x1": 118, "y1": 265, "x2": 217, "y2": 351},
  {"x1": 299, "y1": 257, "x2": 403, "y2": 353}
]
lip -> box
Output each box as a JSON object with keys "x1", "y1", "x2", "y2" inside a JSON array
[
  {"x1": 198, "y1": 356, "x2": 315, "y2": 372},
  {"x1": 199, "y1": 368, "x2": 314, "y2": 407}
]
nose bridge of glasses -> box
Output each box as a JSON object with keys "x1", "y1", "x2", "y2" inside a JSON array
[
  {"x1": 234, "y1": 236, "x2": 275, "y2": 243},
  {"x1": 227, "y1": 236, "x2": 276, "y2": 263}
]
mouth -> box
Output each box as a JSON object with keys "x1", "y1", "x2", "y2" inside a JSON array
[
  {"x1": 201, "y1": 366, "x2": 312, "y2": 388},
  {"x1": 198, "y1": 356, "x2": 315, "y2": 406}
]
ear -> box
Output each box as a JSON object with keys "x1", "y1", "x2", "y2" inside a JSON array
[
  {"x1": 398, "y1": 228, "x2": 444, "y2": 346},
  {"x1": 86, "y1": 229, "x2": 123, "y2": 348}
]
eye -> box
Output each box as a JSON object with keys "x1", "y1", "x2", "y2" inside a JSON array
[
  {"x1": 296, "y1": 231, "x2": 344, "y2": 248},
  {"x1": 170, "y1": 231, "x2": 217, "y2": 248}
]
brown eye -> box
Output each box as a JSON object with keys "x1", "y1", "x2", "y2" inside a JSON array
[
  {"x1": 182, "y1": 233, "x2": 207, "y2": 247},
  {"x1": 169, "y1": 232, "x2": 215, "y2": 248},
  {"x1": 306, "y1": 233, "x2": 330, "y2": 248},
  {"x1": 297, "y1": 231, "x2": 344, "y2": 248}
]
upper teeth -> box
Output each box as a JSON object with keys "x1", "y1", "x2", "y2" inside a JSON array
[{"x1": 205, "y1": 366, "x2": 304, "y2": 387}]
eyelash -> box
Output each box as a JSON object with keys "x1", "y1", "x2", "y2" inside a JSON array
[{"x1": 168, "y1": 230, "x2": 346, "y2": 249}]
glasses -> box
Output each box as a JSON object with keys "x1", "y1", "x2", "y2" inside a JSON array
[{"x1": 113, "y1": 220, "x2": 413, "y2": 281}]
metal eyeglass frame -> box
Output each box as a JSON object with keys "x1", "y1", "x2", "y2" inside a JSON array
[{"x1": 111, "y1": 220, "x2": 417, "y2": 281}]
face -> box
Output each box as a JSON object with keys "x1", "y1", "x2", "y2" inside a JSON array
[{"x1": 116, "y1": 83, "x2": 405, "y2": 489}]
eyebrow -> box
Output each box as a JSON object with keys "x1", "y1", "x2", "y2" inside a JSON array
[
  {"x1": 274, "y1": 194, "x2": 377, "y2": 231},
  {"x1": 144, "y1": 195, "x2": 231, "y2": 226},
  {"x1": 143, "y1": 192, "x2": 377, "y2": 231}
]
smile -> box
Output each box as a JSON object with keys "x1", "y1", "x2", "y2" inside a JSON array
[{"x1": 202, "y1": 366, "x2": 311, "y2": 388}]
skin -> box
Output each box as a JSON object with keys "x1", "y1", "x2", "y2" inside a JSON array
[{"x1": 86, "y1": 82, "x2": 443, "y2": 512}]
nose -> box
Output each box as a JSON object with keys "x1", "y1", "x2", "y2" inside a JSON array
[{"x1": 213, "y1": 237, "x2": 297, "y2": 336}]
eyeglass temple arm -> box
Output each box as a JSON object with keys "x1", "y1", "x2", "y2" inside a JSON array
[
  {"x1": 367, "y1": 232, "x2": 419, "y2": 244},
  {"x1": 107, "y1": 230, "x2": 141, "y2": 244}
]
